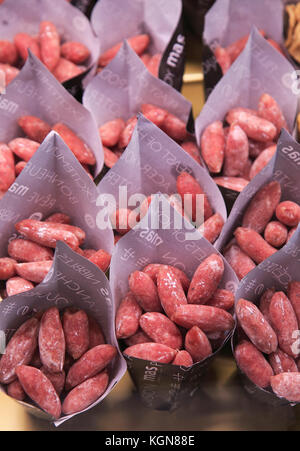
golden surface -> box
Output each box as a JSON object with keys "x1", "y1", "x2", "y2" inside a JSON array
[
  {"x1": 2, "y1": 34, "x2": 299, "y2": 433},
  {"x1": 182, "y1": 34, "x2": 205, "y2": 119}
]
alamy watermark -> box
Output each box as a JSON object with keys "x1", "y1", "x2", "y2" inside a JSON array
[
  {"x1": 283, "y1": 70, "x2": 300, "y2": 96},
  {"x1": 0, "y1": 332, "x2": 6, "y2": 355},
  {"x1": 0, "y1": 70, "x2": 5, "y2": 95},
  {"x1": 96, "y1": 189, "x2": 205, "y2": 240}
]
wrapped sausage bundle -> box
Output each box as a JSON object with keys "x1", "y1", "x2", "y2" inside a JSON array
[
  {"x1": 0, "y1": 53, "x2": 104, "y2": 189},
  {"x1": 97, "y1": 114, "x2": 227, "y2": 247},
  {"x1": 0, "y1": 131, "x2": 114, "y2": 299},
  {"x1": 195, "y1": 28, "x2": 297, "y2": 209},
  {"x1": 111, "y1": 194, "x2": 238, "y2": 411},
  {"x1": 217, "y1": 130, "x2": 300, "y2": 281},
  {"x1": 202, "y1": 0, "x2": 286, "y2": 97},
  {"x1": 0, "y1": 0, "x2": 100, "y2": 98},
  {"x1": 83, "y1": 42, "x2": 197, "y2": 173},
  {"x1": 232, "y1": 223, "x2": 300, "y2": 406},
  {"x1": 0, "y1": 241, "x2": 126, "y2": 425},
  {"x1": 90, "y1": 0, "x2": 186, "y2": 91}
]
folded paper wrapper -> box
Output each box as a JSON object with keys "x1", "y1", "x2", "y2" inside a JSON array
[{"x1": 83, "y1": 41, "x2": 192, "y2": 132}]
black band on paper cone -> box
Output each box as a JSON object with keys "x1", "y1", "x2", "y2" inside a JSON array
[
  {"x1": 124, "y1": 330, "x2": 233, "y2": 412},
  {"x1": 182, "y1": 0, "x2": 216, "y2": 39},
  {"x1": 62, "y1": 67, "x2": 92, "y2": 102},
  {"x1": 159, "y1": 10, "x2": 186, "y2": 92},
  {"x1": 218, "y1": 186, "x2": 241, "y2": 216},
  {"x1": 71, "y1": 0, "x2": 98, "y2": 18}
]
